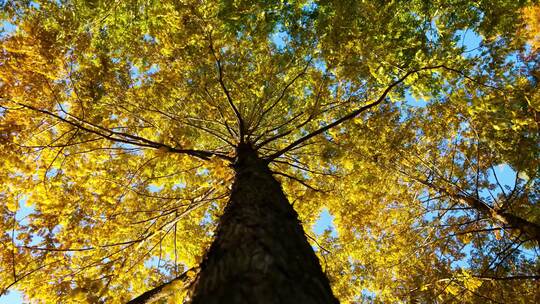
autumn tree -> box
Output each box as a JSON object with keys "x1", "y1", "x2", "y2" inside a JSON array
[{"x1": 1, "y1": 0, "x2": 538, "y2": 303}]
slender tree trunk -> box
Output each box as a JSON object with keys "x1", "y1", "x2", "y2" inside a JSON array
[
  {"x1": 431, "y1": 183, "x2": 540, "y2": 244},
  {"x1": 186, "y1": 144, "x2": 338, "y2": 303}
]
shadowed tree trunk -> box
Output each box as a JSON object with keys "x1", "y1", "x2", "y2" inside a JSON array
[{"x1": 185, "y1": 143, "x2": 339, "y2": 303}]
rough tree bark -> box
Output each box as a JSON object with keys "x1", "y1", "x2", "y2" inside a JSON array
[{"x1": 185, "y1": 143, "x2": 339, "y2": 303}]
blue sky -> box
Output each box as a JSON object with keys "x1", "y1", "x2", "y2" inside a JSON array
[
  {"x1": 0, "y1": 291, "x2": 23, "y2": 304},
  {"x1": 1, "y1": 21, "x2": 16, "y2": 37}
]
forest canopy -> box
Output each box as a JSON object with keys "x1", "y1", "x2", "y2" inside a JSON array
[{"x1": 0, "y1": 0, "x2": 539, "y2": 303}]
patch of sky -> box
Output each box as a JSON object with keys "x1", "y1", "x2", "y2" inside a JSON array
[
  {"x1": 145, "y1": 256, "x2": 181, "y2": 277},
  {"x1": 111, "y1": 142, "x2": 144, "y2": 155},
  {"x1": 147, "y1": 184, "x2": 164, "y2": 193},
  {"x1": 504, "y1": 51, "x2": 520, "y2": 66},
  {"x1": 55, "y1": 102, "x2": 71, "y2": 119},
  {"x1": 172, "y1": 181, "x2": 186, "y2": 190},
  {"x1": 502, "y1": 49, "x2": 532, "y2": 80},
  {"x1": 301, "y1": 0, "x2": 317, "y2": 14},
  {"x1": 129, "y1": 61, "x2": 159, "y2": 87},
  {"x1": 313, "y1": 58, "x2": 327, "y2": 73},
  {"x1": 0, "y1": 20, "x2": 16, "y2": 38},
  {"x1": 201, "y1": 209, "x2": 213, "y2": 227},
  {"x1": 51, "y1": 223, "x2": 63, "y2": 235},
  {"x1": 404, "y1": 90, "x2": 427, "y2": 108},
  {"x1": 421, "y1": 165, "x2": 519, "y2": 215},
  {"x1": 45, "y1": 167, "x2": 60, "y2": 179},
  {"x1": 425, "y1": 19, "x2": 440, "y2": 44},
  {"x1": 129, "y1": 64, "x2": 143, "y2": 87},
  {"x1": 196, "y1": 168, "x2": 209, "y2": 176},
  {"x1": 450, "y1": 243, "x2": 474, "y2": 269},
  {"x1": 15, "y1": 196, "x2": 33, "y2": 225},
  {"x1": 142, "y1": 33, "x2": 156, "y2": 43},
  {"x1": 147, "y1": 64, "x2": 160, "y2": 75},
  {"x1": 313, "y1": 208, "x2": 337, "y2": 237},
  {"x1": 269, "y1": 23, "x2": 288, "y2": 51},
  {"x1": 29, "y1": 1, "x2": 40, "y2": 9},
  {"x1": 144, "y1": 256, "x2": 161, "y2": 269},
  {"x1": 0, "y1": 290, "x2": 24, "y2": 304},
  {"x1": 359, "y1": 289, "x2": 377, "y2": 302},
  {"x1": 454, "y1": 29, "x2": 483, "y2": 58},
  {"x1": 488, "y1": 163, "x2": 517, "y2": 189},
  {"x1": 11, "y1": 196, "x2": 45, "y2": 253},
  {"x1": 201, "y1": 202, "x2": 219, "y2": 235},
  {"x1": 478, "y1": 163, "x2": 525, "y2": 207}
]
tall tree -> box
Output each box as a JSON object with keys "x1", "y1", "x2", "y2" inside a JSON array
[{"x1": 0, "y1": 0, "x2": 538, "y2": 303}]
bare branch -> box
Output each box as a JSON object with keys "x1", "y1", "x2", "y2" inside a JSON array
[
  {"x1": 17, "y1": 103, "x2": 232, "y2": 161},
  {"x1": 208, "y1": 36, "x2": 245, "y2": 142},
  {"x1": 271, "y1": 170, "x2": 323, "y2": 192},
  {"x1": 266, "y1": 66, "x2": 444, "y2": 161},
  {"x1": 127, "y1": 268, "x2": 199, "y2": 304}
]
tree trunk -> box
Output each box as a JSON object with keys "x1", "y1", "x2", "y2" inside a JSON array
[
  {"x1": 186, "y1": 144, "x2": 338, "y2": 303},
  {"x1": 431, "y1": 183, "x2": 540, "y2": 245}
]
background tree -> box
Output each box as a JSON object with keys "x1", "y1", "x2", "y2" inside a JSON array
[{"x1": 0, "y1": 0, "x2": 538, "y2": 303}]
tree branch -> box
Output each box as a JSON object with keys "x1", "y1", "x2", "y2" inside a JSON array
[
  {"x1": 265, "y1": 65, "x2": 444, "y2": 161},
  {"x1": 17, "y1": 103, "x2": 232, "y2": 161},
  {"x1": 208, "y1": 36, "x2": 245, "y2": 143},
  {"x1": 271, "y1": 170, "x2": 323, "y2": 192},
  {"x1": 127, "y1": 268, "x2": 198, "y2": 304},
  {"x1": 474, "y1": 275, "x2": 540, "y2": 281}
]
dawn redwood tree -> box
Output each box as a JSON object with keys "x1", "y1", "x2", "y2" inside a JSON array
[{"x1": 1, "y1": 0, "x2": 539, "y2": 303}]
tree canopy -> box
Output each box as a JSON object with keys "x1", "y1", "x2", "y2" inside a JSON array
[{"x1": 1, "y1": 0, "x2": 539, "y2": 303}]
